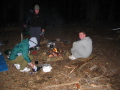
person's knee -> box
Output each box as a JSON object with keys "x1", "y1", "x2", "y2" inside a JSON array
[{"x1": 29, "y1": 54, "x2": 33, "y2": 60}]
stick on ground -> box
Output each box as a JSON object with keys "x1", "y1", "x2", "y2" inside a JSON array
[{"x1": 45, "y1": 81, "x2": 79, "y2": 88}]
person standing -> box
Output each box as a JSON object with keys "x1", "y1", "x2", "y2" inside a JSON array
[
  {"x1": 29, "y1": 4, "x2": 45, "y2": 50},
  {"x1": 69, "y1": 31, "x2": 92, "y2": 60}
]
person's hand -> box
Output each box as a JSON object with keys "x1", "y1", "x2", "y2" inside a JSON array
[
  {"x1": 28, "y1": 63, "x2": 34, "y2": 69},
  {"x1": 40, "y1": 29, "x2": 45, "y2": 36},
  {"x1": 42, "y1": 29, "x2": 45, "y2": 32}
]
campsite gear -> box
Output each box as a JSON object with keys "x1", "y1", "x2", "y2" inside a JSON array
[
  {"x1": 35, "y1": 61, "x2": 38, "y2": 64},
  {"x1": 37, "y1": 65, "x2": 42, "y2": 71},
  {"x1": 36, "y1": 46, "x2": 40, "y2": 50},
  {"x1": 4, "y1": 49, "x2": 12, "y2": 55},
  {"x1": 50, "y1": 44, "x2": 54, "y2": 49},
  {"x1": 42, "y1": 64, "x2": 52, "y2": 72},
  {"x1": 47, "y1": 42, "x2": 55, "y2": 49},
  {"x1": 0, "y1": 55, "x2": 9, "y2": 72},
  {"x1": 32, "y1": 51, "x2": 37, "y2": 54},
  {"x1": 32, "y1": 65, "x2": 42, "y2": 72}
]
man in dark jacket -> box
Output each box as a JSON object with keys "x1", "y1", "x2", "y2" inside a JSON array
[
  {"x1": 29, "y1": 4, "x2": 45, "y2": 50},
  {"x1": 9, "y1": 37, "x2": 38, "y2": 72}
]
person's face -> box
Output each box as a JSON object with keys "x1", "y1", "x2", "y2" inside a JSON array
[
  {"x1": 79, "y1": 32, "x2": 86, "y2": 39},
  {"x1": 35, "y1": 9, "x2": 39, "y2": 14}
]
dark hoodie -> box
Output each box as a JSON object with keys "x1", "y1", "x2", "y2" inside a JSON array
[{"x1": 29, "y1": 12, "x2": 45, "y2": 29}]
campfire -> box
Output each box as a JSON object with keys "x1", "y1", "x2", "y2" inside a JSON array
[{"x1": 46, "y1": 48, "x2": 62, "y2": 57}]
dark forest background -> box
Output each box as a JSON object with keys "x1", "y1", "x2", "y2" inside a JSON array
[{"x1": 0, "y1": 0, "x2": 120, "y2": 26}]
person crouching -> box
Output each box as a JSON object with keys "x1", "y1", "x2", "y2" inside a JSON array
[{"x1": 8, "y1": 37, "x2": 38, "y2": 72}]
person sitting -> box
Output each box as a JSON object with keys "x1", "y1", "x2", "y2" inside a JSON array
[
  {"x1": 8, "y1": 37, "x2": 38, "y2": 72},
  {"x1": 69, "y1": 31, "x2": 92, "y2": 60}
]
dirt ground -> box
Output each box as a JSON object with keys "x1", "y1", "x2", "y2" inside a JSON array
[{"x1": 0, "y1": 22, "x2": 120, "y2": 90}]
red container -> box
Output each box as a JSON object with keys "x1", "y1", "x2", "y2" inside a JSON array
[{"x1": 32, "y1": 51, "x2": 37, "y2": 54}]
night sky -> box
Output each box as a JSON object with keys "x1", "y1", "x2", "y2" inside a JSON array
[{"x1": 0, "y1": 0, "x2": 120, "y2": 25}]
